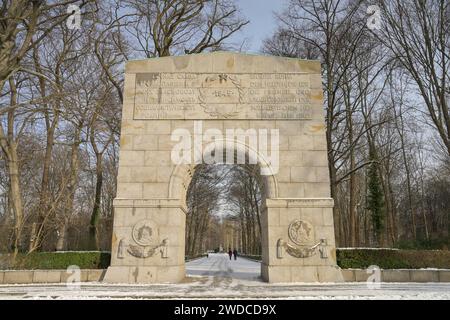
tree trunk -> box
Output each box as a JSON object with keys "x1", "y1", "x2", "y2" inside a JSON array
[
  {"x1": 55, "y1": 217, "x2": 68, "y2": 251},
  {"x1": 0, "y1": 79, "x2": 24, "y2": 259},
  {"x1": 89, "y1": 153, "x2": 103, "y2": 250},
  {"x1": 349, "y1": 130, "x2": 357, "y2": 247},
  {"x1": 32, "y1": 47, "x2": 60, "y2": 252},
  {"x1": 386, "y1": 175, "x2": 398, "y2": 245},
  {"x1": 379, "y1": 167, "x2": 393, "y2": 246},
  {"x1": 57, "y1": 128, "x2": 81, "y2": 251},
  {"x1": 397, "y1": 110, "x2": 417, "y2": 240},
  {"x1": 9, "y1": 144, "x2": 23, "y2": 258}
]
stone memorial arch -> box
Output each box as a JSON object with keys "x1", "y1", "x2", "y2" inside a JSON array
[{"x1": 104, "y1": 52, "x2": 343, "y2": 283}]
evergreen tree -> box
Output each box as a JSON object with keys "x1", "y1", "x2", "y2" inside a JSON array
[{"x1": 367, "y1": 148, "x2": 384, "y2": 244}]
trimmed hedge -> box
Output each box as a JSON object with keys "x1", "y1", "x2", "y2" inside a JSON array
[
  {"x1": 1, "y1": 249, "x2": 449, "y2": 270},
  {"x1": 336, "y1": 249, "x2": 450, "y2": 269},
  {"x1": 0, "y1": 251, "x2": 111, "y2": 270},
  {"x1": 223, "y1": 250, "x2": 450, "y2": 269}
]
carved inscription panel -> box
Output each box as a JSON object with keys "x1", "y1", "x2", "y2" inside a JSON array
[{"x1": 133, "y1": 73, "x2": 314, "y2": 120}]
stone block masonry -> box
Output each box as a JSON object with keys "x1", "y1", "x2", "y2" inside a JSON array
[{"x1": 106, "y1": 51, "x2": 342, "y2": 284}]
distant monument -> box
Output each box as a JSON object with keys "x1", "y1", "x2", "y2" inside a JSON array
[{"x1": 104, "y1": 52, "x2": 343, "y2": 283}]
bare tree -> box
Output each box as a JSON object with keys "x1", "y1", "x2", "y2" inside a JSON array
[
  {"x1": 376, "y1": 0, "x2": 450, "y2": 156},
  {"x1": 123, "y1": 0, "x2": 249, "y2": 57},
  {"x1": 0, "y1": 0, "x2": 92, "y2": 94}
]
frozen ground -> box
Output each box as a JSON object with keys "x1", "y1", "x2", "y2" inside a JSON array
[{"x1": 0, "y1": 254, "x2": 449, "y2": 300}]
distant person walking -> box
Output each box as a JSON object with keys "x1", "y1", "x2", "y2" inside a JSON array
[
  {"x1": 228, "y1": 249, "x2": 232, "y2": 260},
  {"x1": 233, "y1": 249, "x2": 238, "y2": 260}
]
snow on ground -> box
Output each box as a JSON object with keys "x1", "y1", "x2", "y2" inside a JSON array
[
  {"x1": 337, "y1": 248, "x2": 400, "y2": 251},
  {"x1": 186, "y1": 253, "x2": 261, "y2": 281},
  {"x1": 0, "y1": 254, "x2": 449, "y2": 300}
]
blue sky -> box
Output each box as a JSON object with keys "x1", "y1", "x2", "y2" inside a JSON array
[{"x1": 232, "y1": 0, "x2": 285, "y2": 53}]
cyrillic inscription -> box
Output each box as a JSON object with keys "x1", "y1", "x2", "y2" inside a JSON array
[{"x1": 133, "y1": 73, "x2": 314, "y2": 120}]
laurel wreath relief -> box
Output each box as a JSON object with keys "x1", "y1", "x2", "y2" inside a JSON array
[
  {"x1": 277, "y1": 234, "x2": 328, "y2": 259},
  {"x1": 198, "y1": 74, "x2": 245, "y2": 119},
  {"x1": 127, "y1": 239, "x2": 169, "y2": 259},
  {"x1": 283, "y1": 240, "x2": 321, "y2": 259}
]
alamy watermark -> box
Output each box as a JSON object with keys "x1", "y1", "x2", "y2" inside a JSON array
[
  {"x1": 367, "y1": 5, "x2": 382, "y2": 30},
  {"x1": 67, "y1": 5, "x2": 81, "y2": 30},
  {"x1": 171, "y1": 121, "x2": 280, "y2": 175},
  {"x1": 66, "y1": 265, "x2": 81, "y2": 290},
  {"x1": 366, "y1": 265, "x2": 382, "y2": 289}
]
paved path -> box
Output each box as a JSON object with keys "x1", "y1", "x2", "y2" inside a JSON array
[{"x1": 186, "y1": 253, "x2": 261, "y2": 281}]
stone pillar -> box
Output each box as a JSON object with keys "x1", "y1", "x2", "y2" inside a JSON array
[
  {"x1": 104, "y1": 199, "x2": 185, "y2": 283},
  {"x1": 261, "y1": 199, "x2": 343, "y2": 283}
]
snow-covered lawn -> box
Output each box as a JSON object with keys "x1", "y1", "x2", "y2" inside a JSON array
[{"x1": 0, "y1": 254, "x2": 449, "y2": 300}]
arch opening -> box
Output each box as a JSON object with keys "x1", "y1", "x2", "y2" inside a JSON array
[
  {"x1": 179, "y1": 144, "x2": 274, "y2": 281},
  {"x1": 169, "y1": 138, "x2": 279, "y2": 211},
  {"x1": 184, "y1": 162, "x2": 266, "y2": 281}
]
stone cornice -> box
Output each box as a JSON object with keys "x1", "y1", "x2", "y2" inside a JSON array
[
  {"x1": 113, "y1": 198, "x2": 186, "y2": 213},
  {"x1": 266, "y1": 198, "x2": 334, "y2": 208}
]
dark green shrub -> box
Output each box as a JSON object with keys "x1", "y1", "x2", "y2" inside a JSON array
[
  {"x1": 1, "y1": 251, "x2": 111, "y2": 270},
  {"x1": 2, "y1": 249, "x2": 449, "y2": 270},
  {"x1": 336, "y1": 249, "x2": 450, "y2": 269}
]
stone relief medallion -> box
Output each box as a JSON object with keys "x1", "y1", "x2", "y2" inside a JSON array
[
  {"x1": 127, "y1": 219, "x2": 169, "y2": 259},
  {"x1": 132, "y1": 219, "x2": 158, "y2": 246},
  {"x1": 288, "y1": 220, "x2": 314, "y2": 245},
  {"x1": 277, "y1": 220, "x2": 327, "y2": 259},
  {"x1": 198, "y1": 73, "x2": 245, "y2": 119}
]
